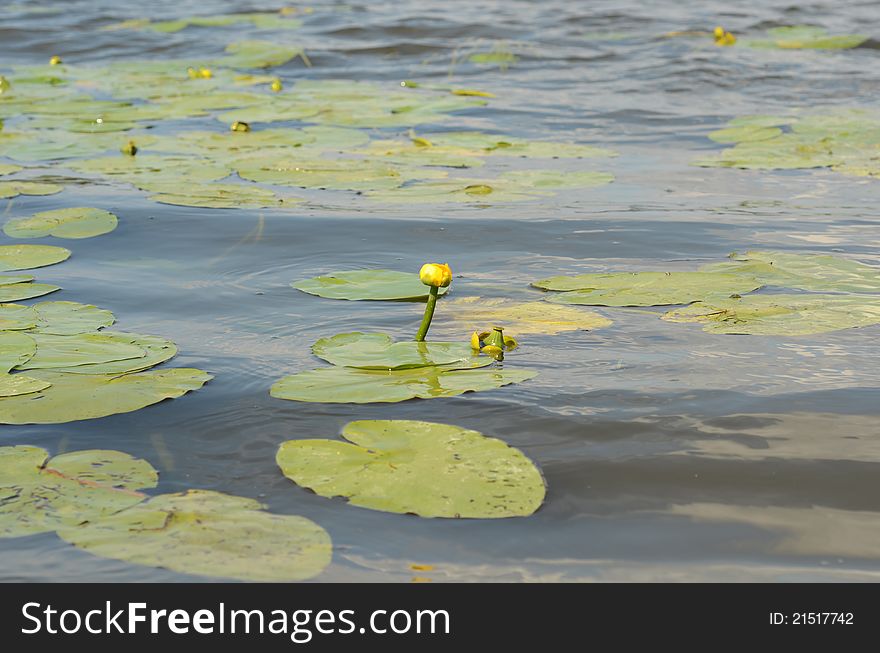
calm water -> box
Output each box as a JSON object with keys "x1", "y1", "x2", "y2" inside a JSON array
[{"x1": 2, "y1": 0, "x2": 880, "y2": 581}]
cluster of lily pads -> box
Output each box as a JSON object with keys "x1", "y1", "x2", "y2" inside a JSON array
[
  {"x1": 0, "y1": 209, "x2": 211, "y2": 424},
  {"x1": 533, "y1": 250, "x2": 880, "y2": 336},
  {"x1": 0, "y1": 21, "x2": 615, "y2": 209},
  {"x1": 695, "y1": 109, "x2": 880, "y2": 179}
]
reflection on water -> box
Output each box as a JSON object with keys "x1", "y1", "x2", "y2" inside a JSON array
[{"x1": 2, "y1": 0, "x2": 880, "y2": 581}]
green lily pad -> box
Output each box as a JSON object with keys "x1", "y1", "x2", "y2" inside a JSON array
[
  {"x1": 744, "y1": 26, "x2": 867, "y2": 50},
  {"x1": 221, "y1": 40, "x2": 308, "y2": 69},
  {"x1": 0, "y1": 368, "x2": 212, "y2": 424},
  {"x1": 28, "y1": 301, "x2": 115, "y2": 335},
  {"x1": 469, "y1": 52, "x2": 519, "y2": 66},
  {"x1": 116, "y1": 12, "x2": 302, "y2": 34},
  {"x1": 51, "y1": 332, "x2": 177, "y2": 375},
  {"x1": 0, "y1": 304, "x2": 38, "y2": 330},
  {"x1": 292, "y1": 269, "x2": 449, "y2": 301},
  {"x1": 17, "y1": 333, "x2": 146, "y2": 371},
  {"x1": 143, "y1": 182, "x2": 296, "y2": 209},
  {"x1": 4, "y1": 207, "x2": 118, "y2": 239},
  {"x1": 421, "y1": 131, "x2": 615, "y2": 159},
  {"x1": 708, "y1": 125, "x2": 783, "y2": 143},
  {"x1": 443, "y1": 297, "x2": 613, "y2": 335},
  {"x1": 0, "y1": 274, "x2": 34, "y2": 286},
  {"x1": 0, "y1": 282, "x2": 60, "y2": 302},
  {"x1": 534, "y1": 271, "x2": 762, "y2": 306},
  {"x1": 701, "y1": 250, "x2": 880, "y2": 293},
  {"x1": 0, "y1": 244, "x2": 70, "y2": 271},
  {"x1": 662, "y1": 293, "x2": 880, "y2": 335},
  {"x1": 0, "y1": 446, "x2": 157, "y2": 537},
  {"x1": 0, "y1": 331, "x2": 36, "y2": 372},
  {"x1": 0, "y1": 374, "x2": 51, "y2": 397},
  {"x1": 0, "y1": 180, "x2": 63, "y2": 199},
  {"x1": 366, "y1": 178, "x2": 542, "y2": 204},
  {"x1": 0, "y1": 164, "x2": 22, "y2": 176},
  {"x1": 58, "y1": 490, "x2": 331, "y2": 582},
  {"x1": 270, "y1": 365, "x2": 536, "y2": 404},
  {"x1": 313, "y1": 332, "x2": 488, "y2": 370},
  {"x1": 69, "y1": 155, "x2": 231, "y2": 186},
  {"x1": 499, "y1": 169, "x2": 614, "y2": 189},
  {"x1": 277, "y1": 419, "x2": 545, "y2": 518}
]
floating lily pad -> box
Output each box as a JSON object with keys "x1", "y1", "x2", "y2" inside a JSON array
[
  {"x1": 443, "y1": 297, "x2": 613, "y2": 335},
  {"x1": 0, "y1": 180, "x2": 63, "y2": 199},
  {"x1": 0, "y1": 164, "x2": 22, "y2": 176},
  {"x1": 0, "y1": 374, "x2": 51, "y2": 397},
  {"x1": 708, "y1": 125, "x2": 783, "y2": 143},
  {"x1": 28, "y1": 301, "x2": 115, "y2": 335},
  {"x1": 0, "y1": 304, "x2": 38, "y2": 330},
  {"x1": 17, "y1": 333, "x2": 146, "y2": 371},
  {"x1": 744, "y1": 26, "x2": 867, "y2": 50},
  {"x1": 292, "y1": 269, "x2": 449, "y2": 301},
  {"x1": 270, "y1": 365, "x2": 536, "y2": 404},
  {"x1": 662, "y1": 293, "x2": 880, "y2": 335},
  {"x1": 143, "y1": 181, "x2": 295, "y2": 209},
  {"x1": 4, "y1": 207, "x2": 118, "y2": 239},
  {"x1": 52, "y1": 332, "x2": 177, "y2": 375},
  {"x1": 0, "y1": 368, "x2": 212, "y2": 424},
  {"x1": 0, "y1": 331, "x2": 36, "y2": 372},
  {"x1": 0, "y1": 274, "x2": 34, "y2": 286},
  {"x1": 701, "y1": 250, "x2": 880, "y2": 293},
  {"x1": 277, "y1": 419, "x2": 545, "y2": 518},
  {"x1": 0, "y1": 446, "x2": 157, "y2": 537},
  {"x1": 69, "y1": 155, "x2": 231, "y2": 186},
  {"x1": 0, "y1": 244, "x2": 70, "y2": 271},
  {"x1": 421, "y1": 131, "x2": 616, "y2": 159},
  {"x1": 0, "y1": 282, "x2": 60, "y2": 302},
  {"x1": 499, "y1": 169, "x2": 614, "y2": 189},
  {"x1": 534, "y1": 271, "x2": 762, "y2": 306},
  {"x1": 366, "y1": 178, "x2": 542, "y2": 204},
  {"x1": 59, "y1": 490, "x2": 331, "y2": 582},
  {"x1": 313, "y1": 332, "x2": 488, "y2": 370},
  {"x1": 221, "y1": 40, "x2": 307, "y2": 69}
]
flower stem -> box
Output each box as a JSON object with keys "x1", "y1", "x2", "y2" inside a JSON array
[{"x1": 415, "y1": 286, "x2": 439, "y2": 341}]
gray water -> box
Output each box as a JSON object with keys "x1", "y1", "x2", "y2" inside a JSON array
[{"x1": 2, "y1": 0, "x2": 880, "y2": 582}]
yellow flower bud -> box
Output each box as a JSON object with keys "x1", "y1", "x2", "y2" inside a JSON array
[
  {"x1": 270, "y1": 79, "x2": 283, "y2": 92},
  {"x1": 49, "y1": 55, "x2": 62, "y2": 66},
  {"x1": 419, "y1": 263, "x2": 452, "y2": 288},
  {"x1": 230, "y1": 121, "x2": 251, "y2": 132}
]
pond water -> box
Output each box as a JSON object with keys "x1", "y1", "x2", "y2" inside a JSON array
[{"x1": 2, "y1": 0, "x2": 880, "y2": 581}]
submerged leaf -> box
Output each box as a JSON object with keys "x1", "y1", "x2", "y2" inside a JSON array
[
  {"x1": 534, "y1": 271, "x2": 762, "y2": 306},
  {"x1": 4, "y1": 207, "x2": 118, "y2": 239},
  {"x1": 59, "y1": 490, "x2": 331, "y2": 582},
  {"x1": 701, "y1": 250, "x2": 880, "y2": 293},
  {"x1": 270, "y1": 365, "x2": 536, "y2": 404},
  {"x1": 0, "y1": 446, "x2": 157, "y2": 537},
  {"x1": 662, "y1": 293, "x2": 880, "y2": 335},
  {"x1": 313, "y1": 332, "x2": 488, "y2": 370},
  {"x1": 442, "y1": 297, "x2": 613, "y2": 335},
  {"x1": 292, "y1": 269, "x2": 449, "y2": 301},
  {"x1": 277, "y1": 420, "x2": 545, "y2": 518}
]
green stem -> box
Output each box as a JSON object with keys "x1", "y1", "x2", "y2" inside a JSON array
[{"x1": 415, "y1": 286, "x2": 439, "y2": 341}]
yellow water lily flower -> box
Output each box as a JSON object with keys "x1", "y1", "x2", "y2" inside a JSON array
[
  {"x1": 230, "y1": 121, "x2": 251, "y2": 132},
  {"x1": 49, "y1": 55, "x2": 63, "y2": 65},
  {"x1": 270, "y1": 79, "x2": 283, "y2": 92},
  {"x1": 419, "y1": 263, "x2": 452, "y2": 288},
  {"x1": 713, "y1": 26, "x2": 736, "y2": 46}
]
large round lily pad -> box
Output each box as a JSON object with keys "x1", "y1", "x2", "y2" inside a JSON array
[
  {"x1": 442, "y1": 297, "x2": 613, "y2": 335},
  {"x1": 0, "y1": 281, "x2": 60, "y2": 302},
  {"x1": 701, "y1": 250, "x2": 880, "y2": 293},
  {"x1": 28, "y1": 301, "x2": 115, "y2": 335},
  {"x1": 59, "y1": 490, "x2": 331, "y2": 582},
  {"x1": 0, "y1": 244, "x2": 70, "y2": 271},
  {"x1": 276, "y1": 420, "x2": 545, "y2": 518},
  {"x1": 0, "y1": 446, "x2": 157, "y2": 537},
  {"x1": 4, "y1": 207, "x2": 118, "y2": 239},
  {"x1": 313, "y1": 332, "x2": 486, "y2": 370},
  {"x1": 662, "y1": 293, "x2": 880, "y2": 335},
  {"x1": 270, "y1": 365, "x2": 536, "y2": 404},
  {"x1": 51, "y1": 332, "x2": 177, "y2": 375},
  {"x1": 293, "y1": 269, "x2": 450, "y2": 301},
  {"x1": 17, "y1": 333, "x2": 146, "y2": 370},
  {"x1": 0, "y1": 368, "x2": 212, "y2": 424},
  {"x1": 534, "y1": 271, "x2": 762, "y2": 306}
]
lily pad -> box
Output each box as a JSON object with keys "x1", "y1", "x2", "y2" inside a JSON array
[
  {"x1": 28, "y1": 301, "x2": 115, "y2": 335},
  {"x1": 51, "y1": 332, "x2": 177, "y2": 375},
  {"x1": 292, "y1": 269, "x2": 449, "y2": 301},
  {"x1": 0, "y1": 368, "x2": 212, "y2": 424},
  {"x1": 0, "y1": 331, "x2": 36, "y2": 372},
  {"x1": 0, "y1": 244, "x2": 70, "y2": 271},
  {"x1": 277, "y1": 419, "x2": 545, "y2": 518},
  {"x1": 270, "y1": 365, "x2": 536, "y2": 404},
  {"x1": 366, "y1": 178, "x2": 542, "y2": 204},
  {"x1": 59, "y1": 490, "x2": 331, "y2": 582},
  {"x1": 0, "y1": 374, "x2": 51, "y2": 397},
  {"x1": 662, "y1": 293, "x2": 880, "y2": 335},
  {"x1": 534, "y1": 271, "x2": 762, "y2": 306},
  {"x1": 0, "y1": 164, "x2": 22, "y2": 176},
  {"x1": 0, "y1": 304, "x2": 38, "y2": 330},
  {"x1": 0, "y1": 282, "x2": 60, "y2": 302},
  {"x1": 143, "y1": 182, "x2": 296, "y2": 209},
  {"x1": 744, "y1": 26, "x2": 867, "y2": 50},
  {"x1": 4, "y1": 207, "x2": 118, "y2": 239},
  {"x1": 0, "y1": 446, "x2": 157, "y2": 537},
  {"x1": 0, "y1": 180, "x2": 63, "y2": 199},
  {"x1": 443, "y1": 297, "x2": 613, "y2": 335},
  {"x1": 313, "y1": 332, "x2": 488, "y2": 370},
  {"x1": 17, "y1": 333, "x2": 146, "y2": 371},
  {"x1": 701, "y1": 250, "x2": 880, "y2": 293},
  {"x1": 221, "y1": 41, "x2": 308, "y2": 69}
]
